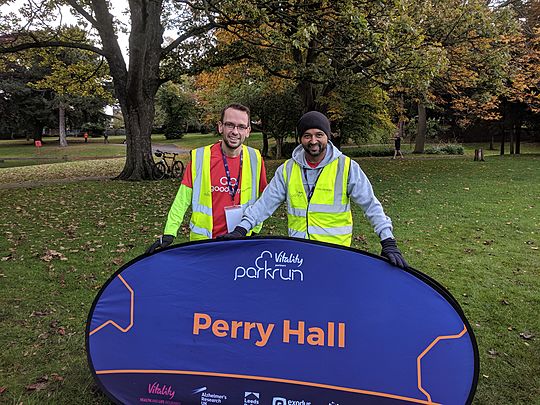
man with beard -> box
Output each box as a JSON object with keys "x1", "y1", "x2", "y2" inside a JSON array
[
  {"x1": 223, "y1": 110, "x2": 408, "y2": 268},
  {"x1": 146, "y1": 103, "x2": 267, "y2": 253}
]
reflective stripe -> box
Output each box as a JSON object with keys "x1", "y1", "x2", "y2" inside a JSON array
[
  {"x1": 288, "y1": 229, "x2": 307, "y2": 238},
  {"x1": 288, "y1": 207, "x2": 307, "y2": 216},
  {"x1": 308, "y1": 203, "x2": 351, "y2": 213},
  {"x1": 192, "y1": 203, "x2": 212, "y2": 216},
  {"x1": 334, "y1": 155, "x2": 346, "y2": 205},
  {"x1": 189, "y1": 222, "x2": 212, "y2": 238},
  {"x1": 308, "y1": 225, "x2": 353, "y2": 235},
  {"x1": 192, "y1": 148, "x2": 205, "y2": 209},
  {"x1": 247, "y1": 147, "x2": 258, "y2": 203}
]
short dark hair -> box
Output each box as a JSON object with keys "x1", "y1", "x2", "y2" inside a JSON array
[{"x1": 220, "y1": 103, "x2": 251, "y2": 124}]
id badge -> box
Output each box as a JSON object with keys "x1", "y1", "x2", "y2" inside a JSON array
[{"x1": 224, "y1": 205, "x2": 243, "y2": 233}]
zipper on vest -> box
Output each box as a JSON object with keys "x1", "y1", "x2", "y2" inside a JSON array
[{"x1": 303, "y1": 168, "x2": 322, "y2": 240}]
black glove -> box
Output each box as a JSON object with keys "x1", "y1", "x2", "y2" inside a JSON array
[
  {"x1": 380, "y1": 238, "x2": 408, "y2": 269},
  {"x1": 146, "y1": 234, "x2": 174, "y2": 254},
  {"x1": 217, "y1": 226, "x2": 248, "y2": 240}
]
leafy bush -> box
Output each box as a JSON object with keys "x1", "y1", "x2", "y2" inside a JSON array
[
  {"x1": 424, "y1": 144, "x2": 464, "y2": 155},
  {"x1": 81, "y1": 122, "x2": 105, "y2": 136},
  {"x1": 345, "y1": 147, "x2": 395, "y2": 157},
  {"x1": 269, "y1": 142, "x2": 299, "y2": 159},
  {"x1": 164, "y1": 125, "x2": 184, "y2": 140},
  {"x1": 405, "y1": 117, "x2": 450, "y2": 141}
]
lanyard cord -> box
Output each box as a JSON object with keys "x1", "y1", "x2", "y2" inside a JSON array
[
  {"x1": 303, "y1": 167, "x2": 323, "y2": 202},
  {"x1": 221, "y1": 144, "x2": 243, "y2": 203}
]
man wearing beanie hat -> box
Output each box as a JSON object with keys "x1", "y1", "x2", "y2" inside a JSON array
[{"x1": 223, "y1": 110, "x2": 408, "y2": 268}]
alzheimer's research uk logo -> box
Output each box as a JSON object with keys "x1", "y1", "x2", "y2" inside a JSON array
[{"x1": 234, "y1": 250, "x2": 304, "y2": 282}]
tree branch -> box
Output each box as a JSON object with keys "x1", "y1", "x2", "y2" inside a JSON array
[
  {"x1": 65, "y1": 0, "x2": 99, "y2": 27},
  {"x1": 0, "y1": 40, "x2": 107, "y2": 57}
]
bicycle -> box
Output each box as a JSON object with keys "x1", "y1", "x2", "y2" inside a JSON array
[{"x1": 154, "y1": 149, "x2": 185, "y2": 180}]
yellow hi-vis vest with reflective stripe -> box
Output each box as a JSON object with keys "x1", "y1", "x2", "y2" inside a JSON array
[
  {"x1": 189, "y1": 144, "x2": 263, "y2": 240},
  {"x1": 283, "y1": 155, "x2": 353, "y2": 246}
]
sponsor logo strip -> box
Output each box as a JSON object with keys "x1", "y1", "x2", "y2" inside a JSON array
[{"x1": 95, "y1": 369, "x2": 441, "y2": 405}]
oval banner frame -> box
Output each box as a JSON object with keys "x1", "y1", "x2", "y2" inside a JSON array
[{"x1": 86, "y1": 237, "x2": 479, "y2": 405}]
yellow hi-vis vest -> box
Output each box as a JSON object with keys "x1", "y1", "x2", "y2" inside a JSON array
[
  {"x1": 283, "y1": 155, "x2": 352, "y2": 246},
  {"x1": 189, "y1": 144, "x2": 263, "y2": 240}
]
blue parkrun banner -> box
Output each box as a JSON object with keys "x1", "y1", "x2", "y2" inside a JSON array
[{"x1": 86, "y1": 237, "x2": 479, "y2": 405}]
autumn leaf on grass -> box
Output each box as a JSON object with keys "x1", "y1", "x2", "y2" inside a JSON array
[
  {"x1": 520, "y1": 332, "x2": 534, "y2": 340},
  {"x1": 111, "y1": 257, "x2": 124, "y2": 266},
  {"x1": 40, "y1": 249, "x2": 67, "y2": 262},
  {"x1": 0, "y1": 387, "x2": 6, "y2": 394},
  {"x1": 26, "y1": 376, "x2": 49, "y2": 391},
  {"x1": 1, "y1": 254, "x2": 12, "y2": 261}
]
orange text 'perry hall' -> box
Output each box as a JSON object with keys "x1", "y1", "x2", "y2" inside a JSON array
[{"x1": 192, "y1": 312, "x2": 346, "y2": 348}]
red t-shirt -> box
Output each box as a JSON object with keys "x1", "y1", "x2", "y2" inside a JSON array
[{"x1": 182, "y1": 142, "x2": 267, "y2": 237}]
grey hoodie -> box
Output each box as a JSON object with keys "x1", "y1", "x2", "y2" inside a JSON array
[{"x1": 239, "y1": 141, "x2": 394, "y2": 241}]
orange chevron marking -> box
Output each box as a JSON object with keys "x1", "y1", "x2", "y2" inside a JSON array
[
  {"x1": 416, "y1": 325, "x2": 468, "y2": 403},
  {"x1": 95, "y1": 369, "x2": 440, "y2": 404},
  {"x1": 89, "y1": 275, "x2": 134, "y2": 336}
]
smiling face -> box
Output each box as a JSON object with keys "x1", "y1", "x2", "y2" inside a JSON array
[
  {"x1": 218, "y1": 108, "x2": 251, "y2": 156},
  {"x1": 301, "y1": 128, "x2": 328, "y2": 163}
]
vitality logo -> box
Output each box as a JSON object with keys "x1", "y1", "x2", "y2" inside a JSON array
[{"x1": 234, "y1": 250, "x2": 304, "y2": 282}]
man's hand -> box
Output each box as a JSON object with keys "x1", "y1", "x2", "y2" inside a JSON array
[
  {"x1": 380, "y1": 238, "x2": 409, "y2": 269},
  {"x1": 146, "y1": 235, "x2": 174, "y2": 254},
  {"x1": 217, "y1": 226, "x2": 248, "y2": 240}
]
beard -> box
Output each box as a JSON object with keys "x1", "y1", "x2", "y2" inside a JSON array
[{"x1": 303, "y1": 142, "x2": 326, "y2": 157}]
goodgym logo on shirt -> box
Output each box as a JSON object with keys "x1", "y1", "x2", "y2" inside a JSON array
[{"x1": 211, "y1": 176, "x2": 238, "y2": 193}]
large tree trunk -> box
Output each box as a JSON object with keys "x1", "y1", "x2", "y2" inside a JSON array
[
  {"x1": 297, "y1": 80, "x2": 316, "y2": 113},
  {"x1": 275, "y1": 137, "x2": 284, "y2": 160},
  {"x1": 86, "y1": 0, "x2": 163, "y2": 180},
  {"x1": 510, "y1": 121, "x2": 515, "y2": 155},
  {"x1": 117, "y1": 98, "x2": 157, "y2": 180},
  {"x1": 414, "y1": 102, "x2": 427, "y2": 153},
  {"x1": 58, "y1": 103, "x2": 68, "y2": 147},
  {"x1": 515, "y1": 119, "x2": 521, "y2": 154},
  {"x1": 261, "y1": 132, "x2": 269, "y2": 157}
]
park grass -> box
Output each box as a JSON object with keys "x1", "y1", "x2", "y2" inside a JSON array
[{"x1": 0, "y1": 151, "x2": 539, "y2": 403}]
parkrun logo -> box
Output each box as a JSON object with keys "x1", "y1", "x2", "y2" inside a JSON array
[
  {"x1": 234, "y1": 250, "x2": 304, "y2": 282},
  {"x1": 211, "y1": 176, "x2": 238, "y2": 193}
]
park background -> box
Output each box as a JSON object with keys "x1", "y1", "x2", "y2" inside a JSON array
[{"x1": 1, "y1": 0, "x2": 539, "y2": 404}]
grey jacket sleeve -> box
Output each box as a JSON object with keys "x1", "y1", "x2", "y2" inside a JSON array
[
  {"x1": 348, "y1": 160, "x2": 394, "y2": 240},
  {"x1": 238, "y1": 163, "x2": 288, "y2": 232}
]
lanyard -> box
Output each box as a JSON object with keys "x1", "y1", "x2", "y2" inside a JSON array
[
  {"x1": 303, "y1": 168, "x2": 322, "y2": 201},
  {"x1": 220, "y1": 144, "x2": 243, "y2": 203}
]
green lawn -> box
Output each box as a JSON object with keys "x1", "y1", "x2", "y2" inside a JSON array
[{"x1": 0, "y1": 148, "x2": 539, "y2": 403}]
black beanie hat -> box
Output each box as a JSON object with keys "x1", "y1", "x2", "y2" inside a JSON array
[{"x1": 297, "y1": 111, "x2": 331, "y2": 138}]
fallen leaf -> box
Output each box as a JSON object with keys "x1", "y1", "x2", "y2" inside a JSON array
[
  {"x1": 57, "y1": 327, "x2": 66, "y2": 336},
  {"x1": 487, "y1": 349, "x2": 498, "y2": 357},
  {"x1": 26, "y1": 376, "x2": 49, "y2": 391},
  {"x1": 40, "y1": 249, "x2": 67, "y2": 262},
  {"x1": 519, "y1": 332, "x2": 534, "y2": 340},
  {"x1": 111, "y1": 258, "x2": 124, "y2": 266},
  {"x1": 501, "y1": 299, "x2": 510, "y2": 305},
  {"x1": 0, "y1": 387, "x2": 6, "y2": 394},
  {"x1": 1, "y1": 254, "x2": 12, "y2": 261}
]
